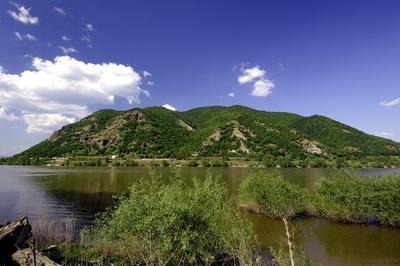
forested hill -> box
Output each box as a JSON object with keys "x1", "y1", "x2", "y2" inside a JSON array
[{"x1": 7, "y1": 105, "x2": 400, "y2": 167}]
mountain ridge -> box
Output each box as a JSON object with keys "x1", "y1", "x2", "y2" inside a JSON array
[{"x1": 6, "y1": 105, "x2": 400, "y2": 167}]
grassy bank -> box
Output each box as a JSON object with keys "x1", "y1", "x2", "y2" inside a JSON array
[{"x1": 239, "y1": 172, "x2": 400, "y2": 227}]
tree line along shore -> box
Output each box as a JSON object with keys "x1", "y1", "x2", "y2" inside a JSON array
[{"x1": 2, "y1": 154, "x2": 400, "y2": 168}]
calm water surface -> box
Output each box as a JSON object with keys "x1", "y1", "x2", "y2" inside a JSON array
[{"x1": 1, "y1": 166, "x2": 400, "y2": 266}]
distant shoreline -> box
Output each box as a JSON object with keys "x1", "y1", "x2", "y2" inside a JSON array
[{"x1": 2, "y1": 156, "x2": 400, "y2": 169}]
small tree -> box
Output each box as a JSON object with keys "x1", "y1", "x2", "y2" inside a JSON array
[{"x1": 239, "y1": 173, "x2": 306, "y2": 266}]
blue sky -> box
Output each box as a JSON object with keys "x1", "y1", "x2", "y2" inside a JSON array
[{"x1": 0, "y1": 0, "x2": 399, "y2": 155}]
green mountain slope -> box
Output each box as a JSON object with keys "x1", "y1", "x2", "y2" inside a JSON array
[{"x1": 7, "y1": 105, "x2": 400, "y2": 167}]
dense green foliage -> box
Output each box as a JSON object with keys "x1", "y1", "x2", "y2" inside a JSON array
[
  {"x1": 314, "y1": 174, "x2": 400, "y2": 226},
  {"x1": 6, "y1": 105, "x2": 400, "y2": 167},
  {"x1": 239, "y1": 172, "x2": 400, "y2": 227},
  {"x1": 239, "y1": 173, "x2": 306, "y2": 219},
  {"x1": 85, "y1": 172, "x2": 255, "y2": 265}
]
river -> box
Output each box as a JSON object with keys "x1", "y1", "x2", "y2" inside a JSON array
[{"x1": 1, "y1": 166, "x2": 400, "y2": 265}]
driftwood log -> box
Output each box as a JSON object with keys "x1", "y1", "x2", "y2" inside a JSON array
[
  {"x1": 0, "y1": 216, "x2": 32, "y2": 260},
  {"x1": 0, "y1": 217, "x2": 60, "y2": 266}
]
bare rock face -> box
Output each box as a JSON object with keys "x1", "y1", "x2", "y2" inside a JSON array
[
  {"x1": 126, "y1": 110, "x2": 146, "y2": 122},
  {"x1": 302, "y1": 139, "x2": 325, "y2": 155},
  {"x1": 203, "y1": 129, "x2": 222, "y2": 145},
  {"x1": 177, "y1": 119, "x2": 195, "y2": 131}
]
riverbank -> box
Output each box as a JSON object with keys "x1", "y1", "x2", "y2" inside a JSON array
[{"x1": 2, "y1": 155, "x2": 400, "y2": 169}]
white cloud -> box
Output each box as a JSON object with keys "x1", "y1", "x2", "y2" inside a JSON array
[
  {"x1": 143, "y1": 71, "x2": 151, "y2": 78},
  {"x1": 251, "y1": 78, "x2": 275, "y2": 97},
  {"x1": 23, "y1": 113, "x2": 75, "y2": 134},
  {"x1": 162, "y1": 104, "x2": 176, "y2": 111},
  {"x1": 377, "y1": 132, "x2": 393, "y2": 138},
  {"x1": 278, "y1": 62, "x2": 284, "y2": 71},
  {"x1": 380, "y1": 98, "x2": 400, "y2": 108},
  {"x1": 0, "y1": 56, "x2": 149, "y2": 133},
  {"x1": 61, "y1": 35, "x2": 71, "y2": 41},
  {"x1": 14, "y1": 32, "x2": 37, "y2": 41},
  {"x1": 53, "y1": 7, "x2": 66, "y2": 16},
  {"x1": 228, "y1": 92, "x2": 235, "y2": 97},
  {"x1": 237, "y1": 65, "x2": 275, "y2": 97},
  {"x1": 24, "y1": 33, "x2": 37, "y2": 41},
  {"x1": 59, "y1": 46, "x2": 78, "y2": 54},
  {"x1": 376, "y1": 132, "x2": 399, "y2": 142},
  {"x1": 0, "y1": 106, "x2": 19, "y2": 121},
  {"x1": 81, "y1": 35, "x2": 91, "y2": 42},
  {"x1": 238, "y1": 66, "x2": 265, "y2": 84},
  {"x1": 8, "y1": 3, "x2": 39, "y2": 25},
  {"x1": 14, "y1": 31, "x2": 22, "y2": 40},
  {"x1": 86, "y1": 24, "x2": 94, "y2": 31}
]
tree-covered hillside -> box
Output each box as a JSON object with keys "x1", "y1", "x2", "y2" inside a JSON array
[{"x1": 6, "y1": 105, "x2": 400, "y2": 167}]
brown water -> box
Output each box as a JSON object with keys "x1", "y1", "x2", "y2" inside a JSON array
[{"x1": 1, "y1": 166, "x2": 400, "y2": 265}]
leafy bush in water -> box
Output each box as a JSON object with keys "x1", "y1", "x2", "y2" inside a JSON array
[
  {"x1": 86, "y1": 173, "x2": 255, "y2": 265},
  {"x1": 239, "y1": 173, "x2": 308, "y2": 266},
  {"x1": 239, "y1": 173, "x2": 306, "y2": 219},
  {"x1": 315, "y1": 174, "x2": 400, "y2": 226}
]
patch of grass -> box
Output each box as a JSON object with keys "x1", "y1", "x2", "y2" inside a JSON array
[{"x1": 32, "y1": 217, "x2": 77, "y2": 248}]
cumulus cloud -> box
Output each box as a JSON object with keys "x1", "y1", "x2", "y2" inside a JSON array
[
  {"x1": 8, "y1": 3, "x2": 39, "y2": 25},
  {"x1": 61, "y1": 35, "x2": 71, "y2": 41},
  {"x1": 0, "y1": 106, "x2": 19, "y2": 121},
  {"x1": 237, "y1": 65, "x2": 275, "y2": 97},
  {"x1": 0, "y1": 56, "x2": 149, "y2": 133},
  {"x1": 228, "y1": 92, "x2": 235, "y2": 97},
  {"x1": 238, "y1": 66, "x2": 265, "y2": 84},
  {"x1": 59, "y1": 46, "x2": 78, "y2": 54},
  {"x1": 53, "y1": 7, "x2": 66, "y2": 16},
  {"x1": 162, "y1": 104, "x2": 176, "y2": 111},
  {"x1": 24, "y1": 113, "x2": 75, "y2": 134},
  {"x1": 15, "y1": 32, "x2": 37, "y2": 41},
  {"x1": 86, "y1": 24, "x2": 94, "y2": 31},
  {"x1": 251, "y1": 78, "x2": 275, "y2": 97},
  {"x1": 380, "y1": 98, "x2": 400, "y2": 108}
]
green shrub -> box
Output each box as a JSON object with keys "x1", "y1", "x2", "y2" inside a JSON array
[
  {"x1": 148, "y1": 160, "x2": 159, "y2": 167},
  {"x1": 161, "y1": 160, "x2": 169, "y2": 167},
  {"x1": 239, "y1": 173, "x2": 308, "y2": 266},
  {"x1": 126, "y1": 159, "x2": 139, "y2": 166},
  {"x1": 314, "y1": 174, "x2": 400, "y2": 226},
  {"x1": 111, "y1": 160, "x2": 120, "y2": 167},
  {"x1": 210, "y1": 160, "x2": 229, "y2": 167},
  {"x1": 186, "y1": 160, "x2": 198, "y2": 167},
  {"x1": 202, "y1": 160, "x2": 211, "y2": 167},
  {"x1": 239, "y1": 173, "x2": 306, "y2": 219},
  {"x1": 86, "y1": 173, "x2": 255, "y2": 265}
]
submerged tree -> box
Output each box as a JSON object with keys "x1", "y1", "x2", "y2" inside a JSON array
[{"x1": 239, "y1": 173, "x2": 306, "y2": 266}]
